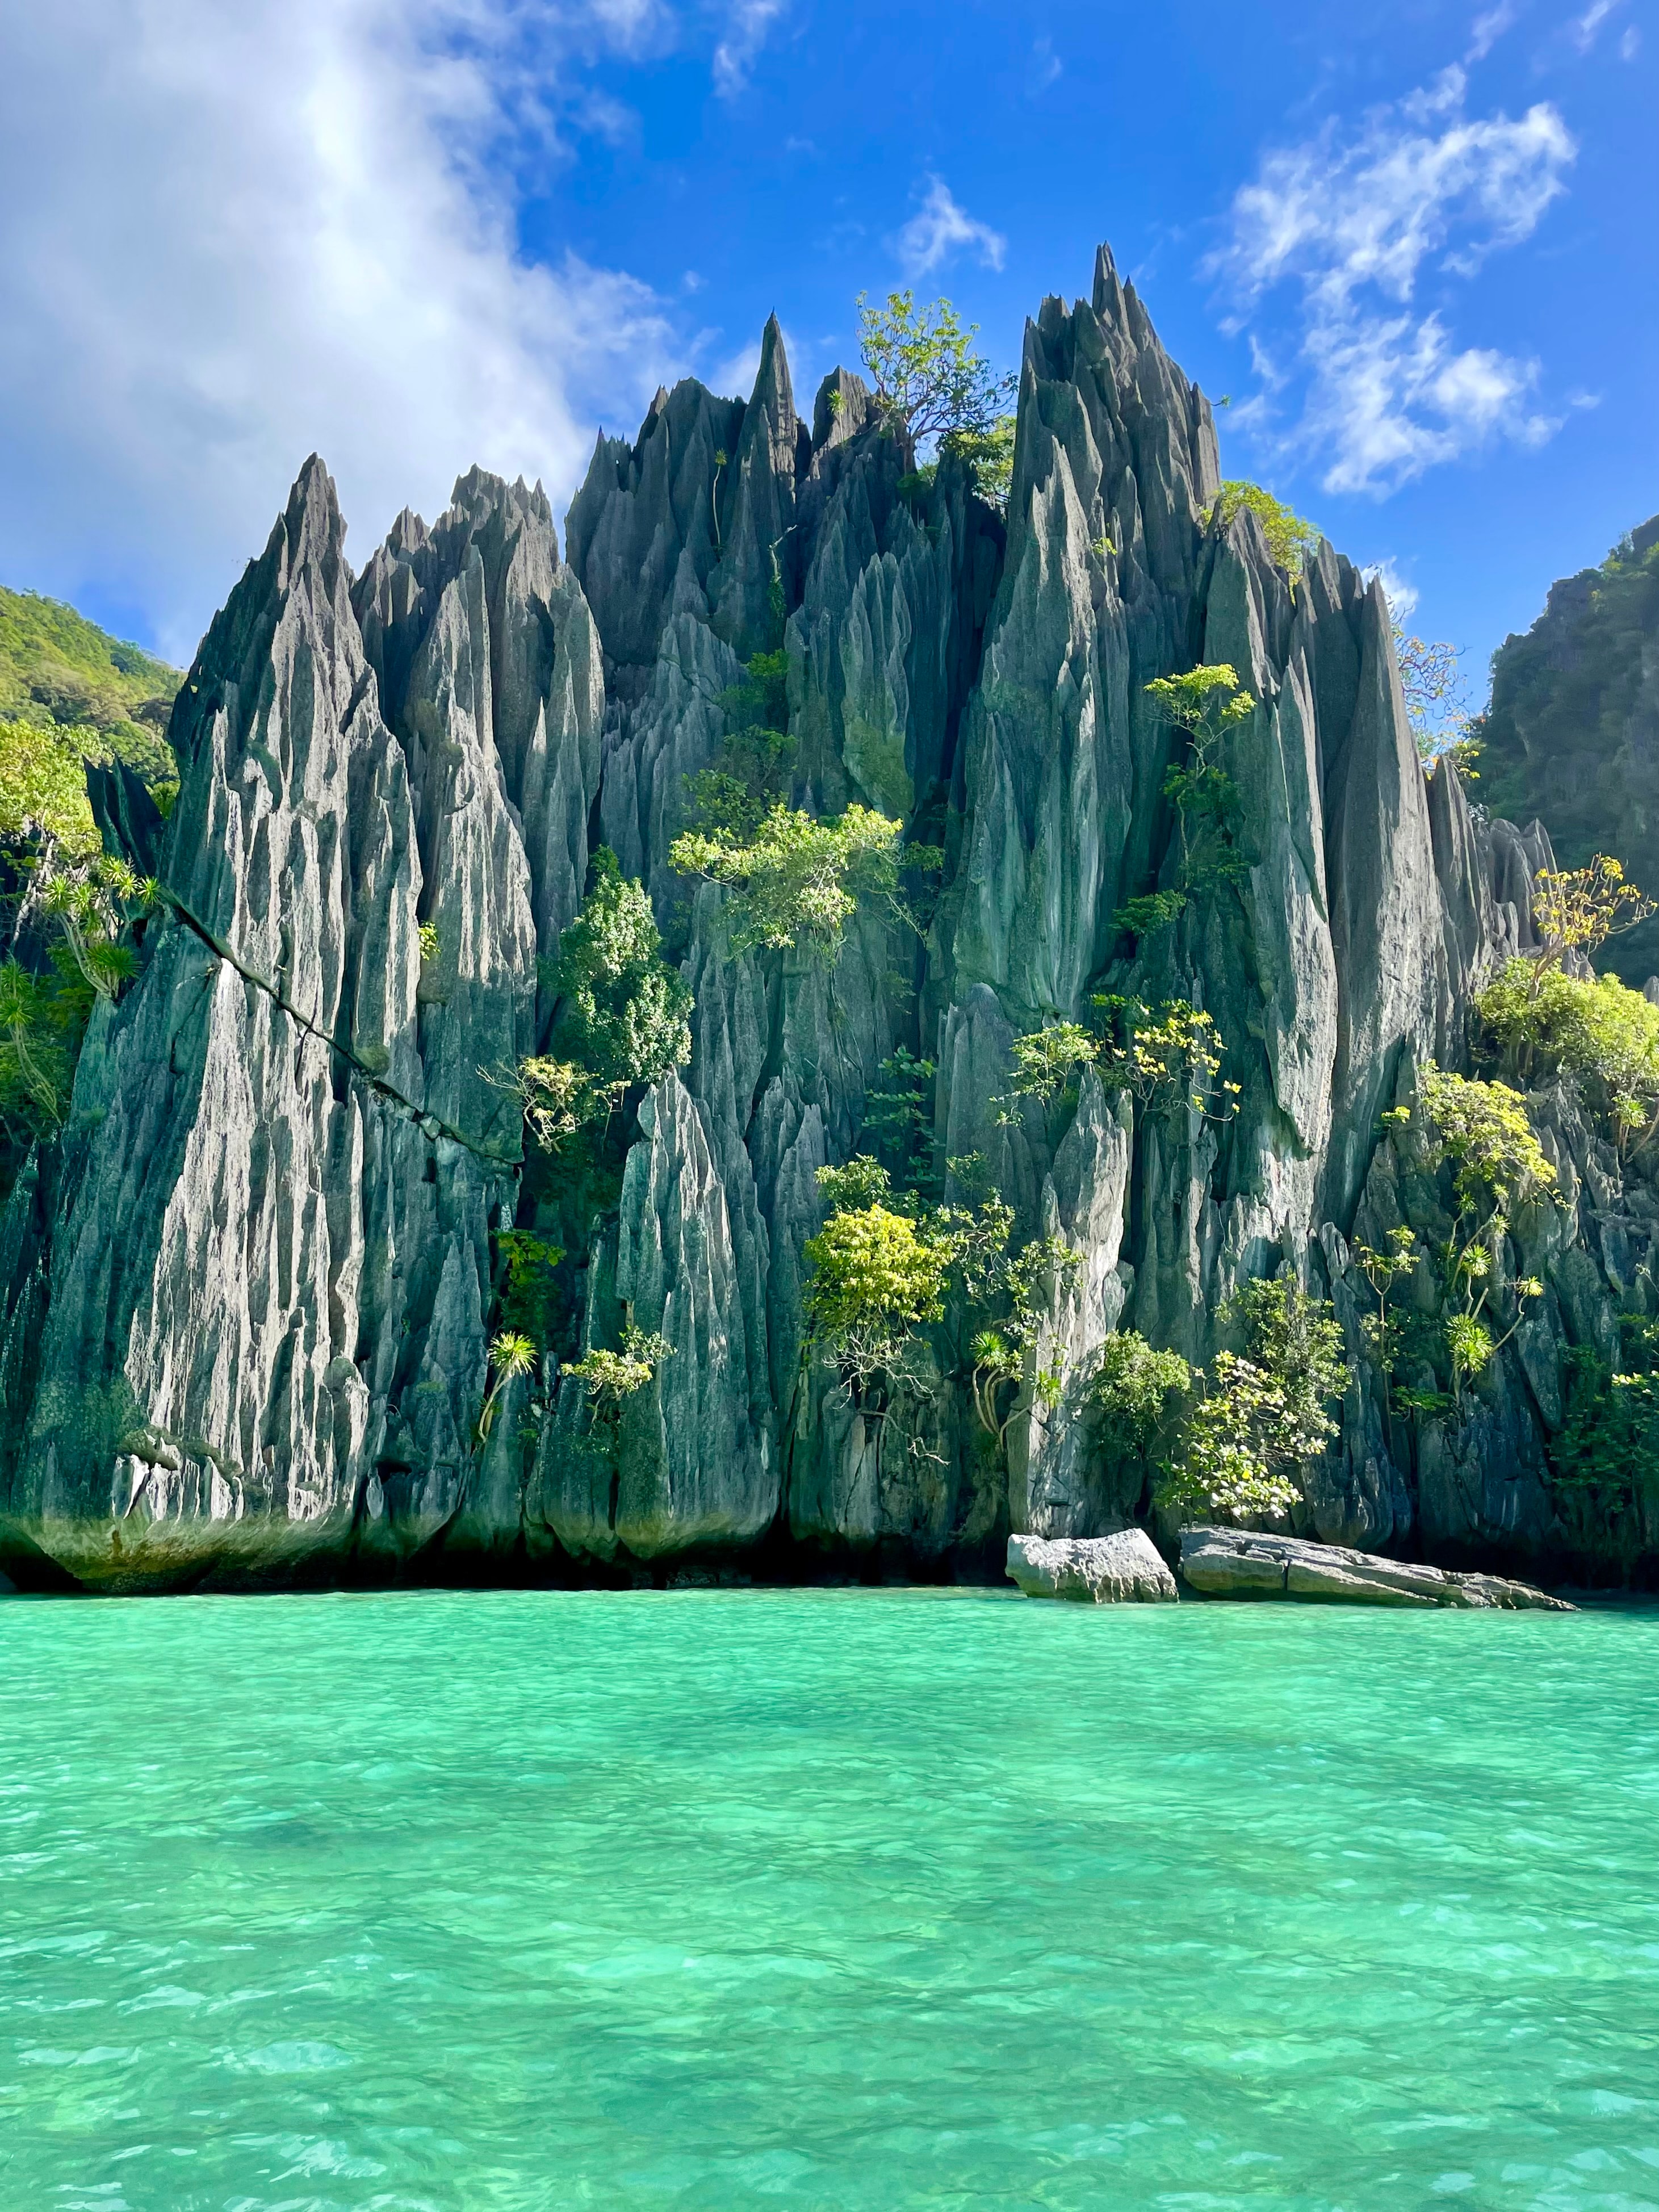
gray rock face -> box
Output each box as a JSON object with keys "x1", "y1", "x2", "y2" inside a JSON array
[
  {"x1": 1179, "y1": 1527, "x2": 1573, "y2": 1609},
  {"x1": 1007, "y1": 1528, "x2": 1178, "y2": 1603},
  {"x1": 0, "y1": 248, "x2": 1649, "y2": 1594}
]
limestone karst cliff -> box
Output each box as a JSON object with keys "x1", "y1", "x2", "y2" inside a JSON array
[
  {"x1": 1478, "y1": 516, "x2": 1659, "y2": 986},
  {"x1": 2, "y1": 245, "x2": 1654, "y2": 1595}
]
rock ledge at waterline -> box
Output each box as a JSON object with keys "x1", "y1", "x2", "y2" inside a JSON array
[{"x1": 1179, "y1": 1528, "x2": 1574, "y2": 1610}]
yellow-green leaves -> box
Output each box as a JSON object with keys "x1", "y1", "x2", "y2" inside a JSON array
[
  {"x1": 1530, "y1": 854, "x2": 1657, "y2": 973},
  {"x1": 802, "y1": 1202, "x2": 951, "y2": 1392},
  {"x1": 1156, "y1": 1279, "x2": 1346, "y2": 1524},
  {"x1": 856, "y1": 291, "x2": 1016, "y2": 453},
  {"x1": 671, "y1": 802, "x2": 907, "y2": 957},
  {"x1": 562, "y1": 1326, "x2": 672, "y2": 1405},
  {"x1": 0, "y1": 718, "x2": 100, "y2": 858},
  {"x1": 1213, "y1": 482, "x2": 1321, "y2": 579},
  {"x1": 1476, "y1": 956, "x2": 1659, "y2": 1154},
  {"x1": 1415, "y1": 1065, "x2": 1557, "y2": 1222},
  {"x1": 1144, "y1": 663, "x2": 1254, "y2": 742}
]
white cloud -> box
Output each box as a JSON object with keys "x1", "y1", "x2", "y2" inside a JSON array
[
  {"x1": 1619, "y1": 22, "x2": 1640, "y2": 56},
  {"x1": 712, "y1": 0, "x2": 787, "y2": 95},
  {"x1": 1465, "y1": 0, "x2": 1516, "y2": 61},
  {"x1": 896, "y1": 178, "x2": 1007, "y2": 279},
  {"x1": 1361, "y1": 559, "x2": 1419, "y2": 622},
  {"x1": 705, "y1": 321, "x2": 808, "y2": 404},
  {"x1": 1574, "y1": 0, "x2": 1625, "y2": 47},
  {"x1": 0, "y1": 0, "x2": 680, "y2": 662},
  {"x1": 1209, "y1": 70, "x2": 1574, "y2": 495}
]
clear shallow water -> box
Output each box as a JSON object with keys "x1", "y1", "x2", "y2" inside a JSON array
[{"x1": 2, "y1": 1590, "x2": 1658, "y2": 2211}]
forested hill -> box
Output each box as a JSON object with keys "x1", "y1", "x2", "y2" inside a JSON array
[
  {"x1": 0, "y1": 585, "x2": 179, "y2": 788},
  {"x1": 1478, "y1": 518, "x2": 1659, "y2": 986}
]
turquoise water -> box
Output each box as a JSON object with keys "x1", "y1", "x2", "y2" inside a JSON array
[{"x1": 3, "y1": 1590, "x2": 1658, "y2": 2210}]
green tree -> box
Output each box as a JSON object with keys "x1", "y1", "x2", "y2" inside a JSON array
[
  {"x1": 862, "y1": 1047, "x2": 937, "y2": 1188},
  {"x1": 1350, "y1": 1225, "x2": 1418, "y2": 1407},
  {"x1": 671, "y1": 802, "x2": 920, "y2": 958},
  {"x1": 1388, "y1": 627, "x2": 1474, "y2": 766},
  {"x1": 1120, "y1": 664, "x2": 1254, "y2": 925},
  {"x1": 562, "y1": 1325, "x2": 673, "y2": 1421},
  {"x1": 477, "y1": 1332, "x2": 538, "y2": 1442},
  {"x1": 687, "y1": 649, "x2": 796, "y2": 841},
  {"x1": 941, "y1": 416, "x2": 1017, "y2": 510},
  {"x1": 1528, "y1": 855, "x2": 1657, "y2": 984},
  {"x1": 1158, "y1": 1278, "x2": 1347, "y2": 1524},
  {"x1": 1395, "y1": 1067, "x2": 1556, "y2": 1406},
  {"x1": 548, "y1": 848, "x2": 693, "y2": 1099},
  {"x1": 0, "y1": 718, "x2": 103, "y2": 857},
  {"x1": 1547, "y1": 1318, "x2": 1659, "y2": 1565},
  {"x1": 1476, "y1": 956, "x2": 1659, "y2": 1154},
  {"x1": 1092, "y1": 995, "x2": 1241, "y2": 1123},
  {"x1": 856, "y1": 291, "x2": 1017, "y2": 453},
  {"x1": 1214, "y1": 482, "x2": 1320, "y2": 579},
  {"x1": 0, "y1": 960, "x2": 75, "y2": 1137},
  {"x1": 802, "y1": 1200, "x2": 952, "y2": 1397},
  {"x1": 1084, "y1": 1331, "x2": 1192, "y2": 1495}
]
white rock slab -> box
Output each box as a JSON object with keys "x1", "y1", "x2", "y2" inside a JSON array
[{"x1": 1006, "y1": 1530, "x2": 1179, "y2": 1604}]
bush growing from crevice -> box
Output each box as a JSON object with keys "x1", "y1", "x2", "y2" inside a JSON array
[
  {"x1": 671, "y1": 802, "x2": 934, "y2": 958},
  {"x1": 802, "y1": 1155, "x2": 1078, "y2": 1449},
  {"x1": 1547, "y1": 1317, "x2": 1659, "y2": 1566},
  {"x1": 1083, "y1": 1331, "x2": 1192, "y2": 1506},
  {"x1": 1000, "y1": 998, "x2": 1240, "y2": 1146},
  {"x1": 1213, "y1": 482, "x2": 1319, "y2": 580},
  {"x1": 1476, "y1": 957, "x2": 1659, "y2": 1154},
  {"x1": 1157, "y1": 1278, "x2": 1347, "y2": 1524},
  {"x1": 1112, "y1": 665, "x2": 1254, "y2": 941},
  {"x1": 1381, "y1": 1066, "x2": 1557, "y2": 1411},
  {"x1": 562, "y1": 1326, "x2": 673, "y2": 1432}
]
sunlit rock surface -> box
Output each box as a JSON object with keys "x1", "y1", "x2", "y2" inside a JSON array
[{"x1": 0, "y1": 247, "x2": 1647, "y2": 1593}]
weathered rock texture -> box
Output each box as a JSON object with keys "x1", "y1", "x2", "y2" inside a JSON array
[
  {"x1": 1179, "y1": 1527, "x2": 1573, "y2": 1610},
  {"x1": 0, "y1": 246, "x2": 1647, "y2": 1593},
  {"x1": 1007, "y1": 1530, "x2": 1177, "y2": 1603}
]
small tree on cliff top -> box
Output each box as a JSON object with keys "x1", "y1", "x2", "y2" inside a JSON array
[{"x1": 857, "y1": 291, "x2": 1016, "y2": 454}]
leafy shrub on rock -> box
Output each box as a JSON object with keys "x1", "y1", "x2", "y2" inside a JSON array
[
  {"x1": 1476, "y1": 957, "x2": 1659, "y2": 1154},
  {"x1": 671, "y1": 802, "x2": 920, "y2": 958},
  {"x1": 1157, "y1": 1279, "x2": 1347, "y2": 1524}
]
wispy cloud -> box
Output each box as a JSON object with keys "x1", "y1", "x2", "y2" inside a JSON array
[
  {"x1": 1465, "y1": 0, "x2": 1516, "y2": 61},
  {"x1": 712, "y1": 0, "x2": 787, "y2": 94},
  {"x1": 896, "y1": 177, "x2": 1007, "y2": 279},
  {"x1": 0, "y1": 0, "x2": 680, "y2": 660},
  {"x1": 1574, "y1": 0, "x2": 1625, "y2": 47},
  {"x1": 1027, "y1": 37, "x2": 1062, "y2": 95},
  {"x1": 1361, "y1": 559, "x2": 1419, "y2": 622},
  {"x1": 1209, "y1": 66, "x2": 1575, "y2": 495}
]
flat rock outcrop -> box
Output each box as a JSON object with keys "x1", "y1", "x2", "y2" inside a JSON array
[
  {"x1": 1007, "y1": 1530, "x2": 1178, "y2": 1603},
  {"x1": 1180, "y1": 1527, "x2": 1574, "y2": 1610}
]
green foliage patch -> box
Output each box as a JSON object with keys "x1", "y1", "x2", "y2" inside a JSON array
[
  {"x1": 0, "y1": 585, "x2": 179, "y2": 790},
  {"x1": 1213, "y1": 482, "x2": 1320, "y2": 580},
  {"x1": 1157, "y1": 1279, "x2": 1347, "y2": 1523},
  {"x1": 856, "y1": 290, "x2": 1017, "y2": 454}
]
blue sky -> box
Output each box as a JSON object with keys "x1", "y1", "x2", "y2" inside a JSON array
[{"x1": 1, "y1": 0, "x2": 1652, "y2": 695}]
